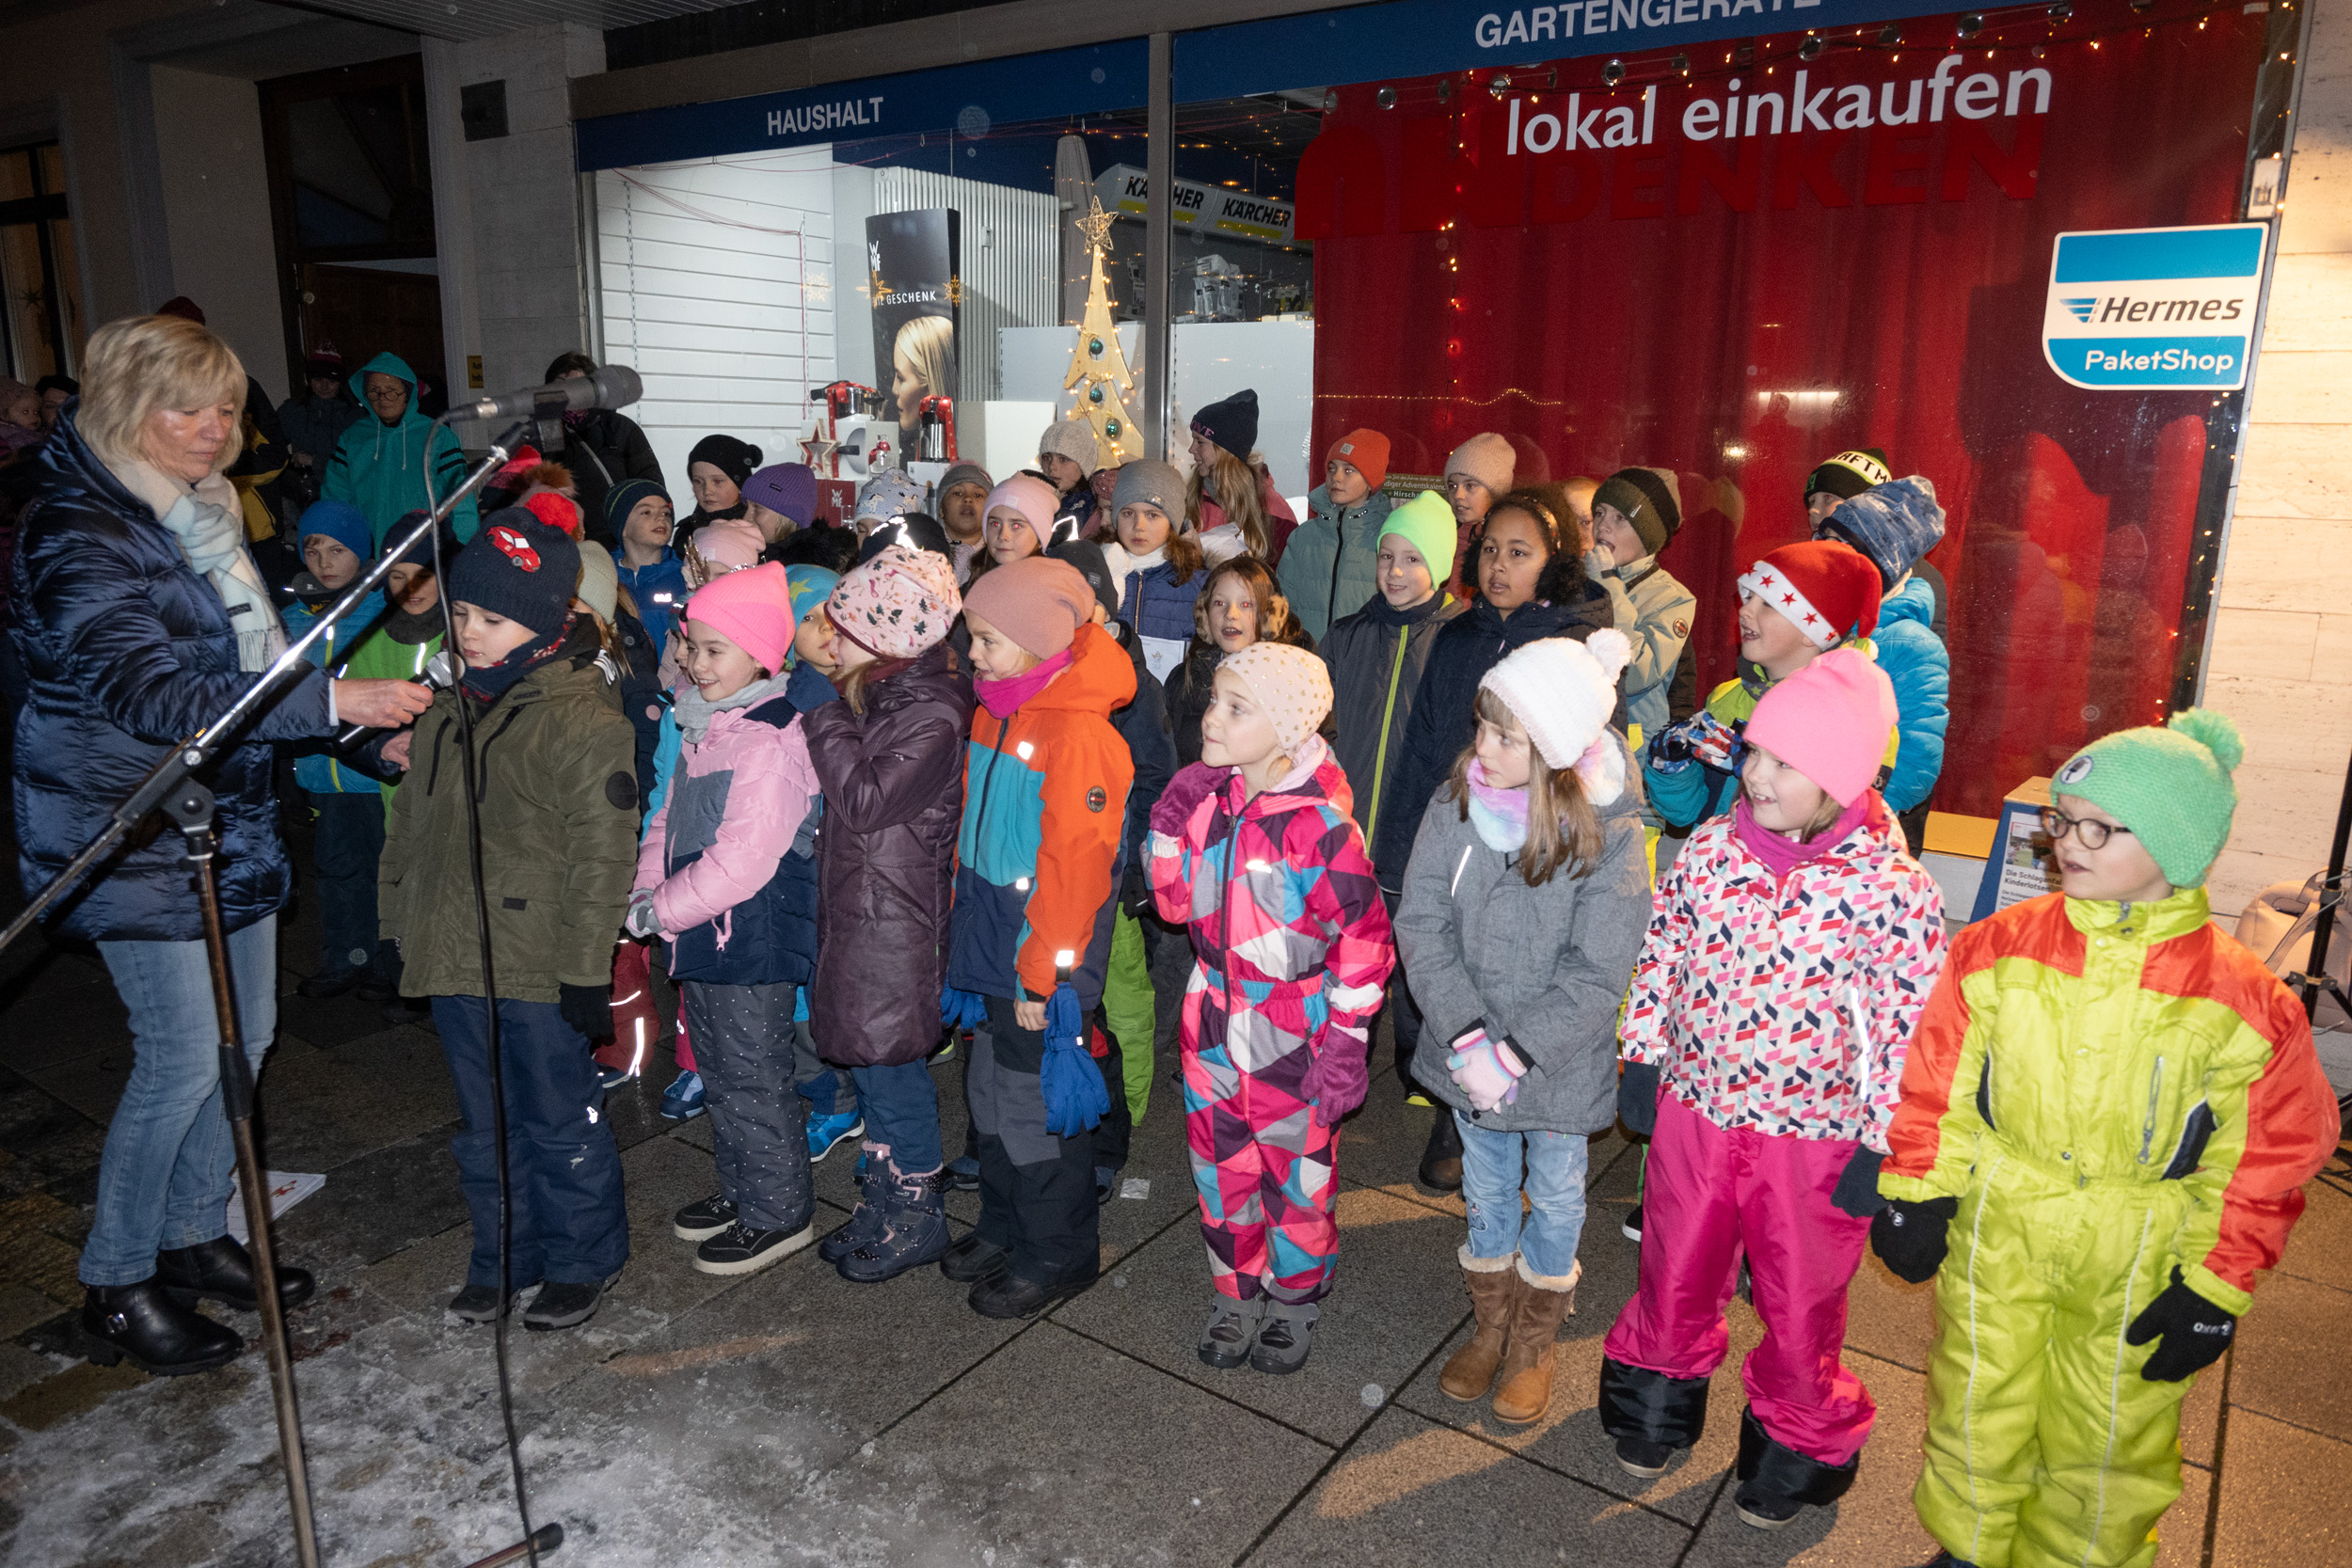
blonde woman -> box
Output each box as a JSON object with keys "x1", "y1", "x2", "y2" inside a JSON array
[
  {"x1": 14, "y1": 314, "x2": 431, "y2": 1375},
  {"x1": 889, "y1": 314, "x2": 957, "y2": 458}
]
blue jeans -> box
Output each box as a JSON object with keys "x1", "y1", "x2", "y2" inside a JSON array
[
  {"x1": 1456, "y1": 1110, "x2": 1591, "y2": 1279},
  {"x1": 83, "y1": 916, "x2": 278, "y2": 1286},
  {"x1": 850, "y1": 1059, "x2": 942, "y2": 1172},
  {"x1": 434, "y1": 996, "x2": 629, "y2": 1287}
]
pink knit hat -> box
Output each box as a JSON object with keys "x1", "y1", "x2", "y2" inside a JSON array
[
  {"x1": 827, "y1": 544, "x2": 961, "y2": 660},
  {"x1": 685, "y1": 562, "x2": 796, "y2": 674},
  {"x1": 691, "y1": 517, "x2": 764, "y2": 574},
  {"x1": 962, "y1": 556, "x2": 1095, "y2": 659},
  {"x1": 1742, "y1": 647, "x2": 1898, "y2": 806},
  {"x1": 984, "y1": 475, "x2": 1061, "y2": 547},
  {"x1": 1219, "y1": 642, "x2": 1332, "y2": 754}
]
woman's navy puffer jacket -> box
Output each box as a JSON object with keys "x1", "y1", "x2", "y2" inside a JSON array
[{"x1": 11, "y1": 408, "x2": 332, "y2": 941}]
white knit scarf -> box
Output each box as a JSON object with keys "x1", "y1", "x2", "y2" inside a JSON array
[{"x1": 114, "y1": 458, "x2": 287, "y2": 673}]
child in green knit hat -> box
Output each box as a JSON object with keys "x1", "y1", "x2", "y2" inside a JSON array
[{"x1": 1872, "y1": 710, "x2": 2340, "y2": 1568}]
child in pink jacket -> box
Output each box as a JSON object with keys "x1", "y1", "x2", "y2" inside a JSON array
[
  {"x1": 1599, "y1": 650, "x2": 1947, "y2": 1530},
  {"x1": 630, "y1": 562, "x2": 826, "y2": 1277}
]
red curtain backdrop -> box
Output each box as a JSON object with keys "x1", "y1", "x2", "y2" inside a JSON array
[{"x1": 1296, "y1": 0, "x2": 2262, "y2": 816}]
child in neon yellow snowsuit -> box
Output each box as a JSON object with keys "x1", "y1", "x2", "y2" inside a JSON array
[{"x1": 1874, "y1": 710, "x2": 2339, "y2": 1568}]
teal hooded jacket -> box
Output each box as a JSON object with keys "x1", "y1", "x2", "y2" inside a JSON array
[{"x1": 323, "y1": 352, "x2": 479, "y2": 546}]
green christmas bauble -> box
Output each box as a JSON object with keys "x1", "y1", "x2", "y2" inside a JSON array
[
  {"x1": 1105, "y1": 419, "x2": 1122, "y2": 438},
  {"x1": 1089, "y1": 384, "x2": 1104, "y2": 404},
  {"x1": 1089, "y1": 336, "x2": 1104, "y2": 357}
]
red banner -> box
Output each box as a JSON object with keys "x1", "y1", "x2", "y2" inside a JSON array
[{"x1": 1298, "y1": 0, "x2": 2263, "y2": 816}]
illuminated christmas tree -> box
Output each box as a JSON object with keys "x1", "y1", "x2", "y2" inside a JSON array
[{"x1": 1059, "y1": 198, "x2": 1143, "y2": 468}]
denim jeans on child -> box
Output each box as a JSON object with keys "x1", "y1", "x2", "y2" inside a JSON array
[
  {"x1": 850, "y1": 1059, "x2": 943, "y2": 1172},
  {"x1": 83, "y1": 915, "x2": 278, "y2": 1286},
  {"x1": 1454, "y1": 1109, "x2": 1591, "y2": 1279}
]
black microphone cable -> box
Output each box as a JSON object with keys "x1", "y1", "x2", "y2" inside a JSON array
[{"x1": 422, "y1": 420, "x2": 542, "y2": 1567}]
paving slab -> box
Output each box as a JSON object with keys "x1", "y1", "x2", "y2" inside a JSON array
[
  {"x1": 246, "y1": 1023, "x2": 463, "y2": 1175},
  {"x1": 2209, "y1": 1406, "x2": 2352, "y2": 1568},
  {"x1": 864, "y1": 1318, "x2": 1333, "y2": 1567},
  {"x1": 2222, "y1": 1270, "x2": 2352, "y2": 1442},
  {"x1": 1056, "y1": 1182, "x2": 1469, "y2": 1445},
  {"x1": 1246, "y1": 1403, "x2": 1692, "y2": 1566}
]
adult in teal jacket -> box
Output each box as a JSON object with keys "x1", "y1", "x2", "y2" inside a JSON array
[{"x1": 323, "y1": 353, "x2": 477, "y2": 548}]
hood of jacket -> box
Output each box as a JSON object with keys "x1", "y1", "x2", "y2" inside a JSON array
[
  {"x1": 344, "y1": 352, "x2": 437, "y2": 469},
  {"x1": 1880, "y1": 574, "x2": 1934, "y2": 630},
  {"x1": 1215, "y1": 734, "x2": 1356, "y2": 827},
  {"x1": 1004, "y1": 620, "x2": 1136, "y2": 721},
  {"x1": 1358, "y1": 589, "x2": 1456, "y2": 631},
  {"x1": 348, "y1": 351, "x2": 420, "y2": 411},
  {"x1": 1467, "y1": 589, "x2": 1607, "y2": 646}
]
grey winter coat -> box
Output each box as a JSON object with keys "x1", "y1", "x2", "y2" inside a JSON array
[{"x1": 1395, "y1": 736, "x2": 1652, "y2": 1134}]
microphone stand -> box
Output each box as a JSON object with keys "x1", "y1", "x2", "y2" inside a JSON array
[{"x1": 0, "y1": 417, "x2": 534, "y2": 1568}]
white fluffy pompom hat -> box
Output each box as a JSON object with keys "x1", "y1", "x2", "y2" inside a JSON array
[{"x1": 1476, "y1": 629, "x2": 1633, "y2": 804}]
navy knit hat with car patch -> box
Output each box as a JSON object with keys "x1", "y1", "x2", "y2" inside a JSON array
[{"x1": 448, "y1": 509, "x2": 580, "y2": 638}]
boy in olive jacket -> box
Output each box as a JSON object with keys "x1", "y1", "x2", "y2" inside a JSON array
[{"x1": 380, "y1": 513, "x2": 641, "y2": 1332}]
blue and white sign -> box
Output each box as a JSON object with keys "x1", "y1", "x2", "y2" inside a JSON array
[{"x1": 2042, "y1": 224, "x2": 2266, "y2": 391}]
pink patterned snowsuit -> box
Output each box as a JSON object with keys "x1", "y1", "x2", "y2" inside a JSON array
[{"x1": 1148, "y1": 741, "x2": 1395, "y2": 1304}]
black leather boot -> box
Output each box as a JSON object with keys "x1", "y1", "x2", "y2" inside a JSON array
[
  {"x1": 1418, "y1": 1112, "x2": 1465, "y2": 1193},
  {"x1": 155, "y1": 1235, "x2": 315, "y2": 1313},
  {"x1": 83, "y1": 1279, "x2": 243, "y2": 1375}
]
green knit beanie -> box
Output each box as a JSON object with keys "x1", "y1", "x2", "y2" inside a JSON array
[
  {"x1": 1379, "y1": 490, "x2": 1459, "y2": 582},
  {"x1": 2051, "y1": 709, "x2": 2243, "y2": 888}
]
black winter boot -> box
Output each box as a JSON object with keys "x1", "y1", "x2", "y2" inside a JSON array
[
  {"x1": 819, "y1": 1152, "x2": 889, "y2": 1265},
  {"x1": 1419, "y1": 1113, "x2": 1465, "y2": 1192},
  {"x1": 1597, "y1": 1354, "x2": 1710, "y2": 1474},
  {"x1": 155, "y1": 1235, "x2": 315, "y2": 1313},
  {"x1": 837, "y1": 1166, "x2": 951, "y2": 1284},
  {"x1": 1731, "y1": 1405, "x2": 1859, "y2": 1528},
  {"x1": 83, "y1": 1279, "x2": 243, "y2": 1375}
]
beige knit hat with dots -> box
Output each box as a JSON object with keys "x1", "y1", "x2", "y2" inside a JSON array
[{"x1": 1219, "y1": 642, "x2": 1332, "y2": 754}]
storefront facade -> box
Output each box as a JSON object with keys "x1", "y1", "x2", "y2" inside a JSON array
[{"x1": 571, "y1": 0, "x2": 2321, "y2": 911}]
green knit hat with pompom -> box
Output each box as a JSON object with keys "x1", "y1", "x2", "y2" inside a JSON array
[{"x1": 2050, "y1": 709, "x2": 2243, "y2": 888}]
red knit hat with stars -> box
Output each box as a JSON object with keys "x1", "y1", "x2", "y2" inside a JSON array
[{"x1": 1738, "y1": 540, "x2": 1882, "y2": 649}]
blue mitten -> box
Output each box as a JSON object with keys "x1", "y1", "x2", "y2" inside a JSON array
[
  {"x1": 940, "y1": 985, "x2": 989, "y2": 1031},
  {"x1": 1038, "y1": 982, "x2": 1110, "y2": 1136}
]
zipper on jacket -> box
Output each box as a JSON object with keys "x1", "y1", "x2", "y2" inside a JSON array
[
  {"x1": 1367, "y1": 625, "x2": 1410, "y2": 837},
  {"x1": 2138, "y1": 1055, "x2": 2164, "y2": 1164},
  {"x1": 424, "y1": 720, "x2": 452, "y2": 796}
]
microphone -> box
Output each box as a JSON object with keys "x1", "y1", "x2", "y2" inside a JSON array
[
  {"x1": 457, "y1": 365, "x2": 643, "y2": 424},
  {"x1": 336, "y1": 649, "x2": 456, "y2": 749}
]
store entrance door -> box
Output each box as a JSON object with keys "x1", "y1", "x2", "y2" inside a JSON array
[{"x1": 298, "y1": 261, "x2": 443, "y2": 390}]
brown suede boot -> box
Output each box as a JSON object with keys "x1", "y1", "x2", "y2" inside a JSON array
[
  {"x1": 1491, "y1": 1256, "x2": 1581, "y2": 1426},
  {"x1": 1438, "y1": 1247, "x2": 1519, "y2": 1402}
]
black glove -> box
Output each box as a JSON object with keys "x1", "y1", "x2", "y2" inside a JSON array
[
  {"x1": 559, "y1": 982, "x2": 613, "y2": 1043},
  {"x1": 1120, "y1": 864, "x2": 1154, "y2": 921},
  {"x1": 2126, "y1": 1267, "x2": 2238, "y2": 1382},
  {"x1": 1869, "y1": 1196, "x2": 1958, "y2": 1283},
  {"x1": 1616, "y1": 1060, "x2": 1661, "y2": 1138},
  {"x1": 1830, "y1": 1147, "x2": 1887, "y2": 1218}
]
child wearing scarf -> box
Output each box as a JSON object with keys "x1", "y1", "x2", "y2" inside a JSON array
[
  {"x1": 942, "y1": 557, "x2": 1135, "y2": 1319},
  {"x1": 629, "y1": 562, "x2": 829, "y2": 1278},
  {"x1": 1393, "y1": 630, "x2": 1653, "y2": 1426},
  {"x1": 378, "y1": 510, "x2": 639, "y2": 1332},
  {"x1": 1600, "y1": 648, "x2": 1947, "y2": 1529}
]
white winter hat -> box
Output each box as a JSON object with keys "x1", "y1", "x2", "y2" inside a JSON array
[{"x1": 1478, "y1": 629, "x2": 1633, "y2": 803}]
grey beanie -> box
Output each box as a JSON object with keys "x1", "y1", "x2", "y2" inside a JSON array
[
  {"x1": 939, "y1": 460, "x2": 993, "y2": 496},
  {"x1": 1111, "y1": 460, "x2": 1188, "y2": 529},
  {"x1": 1038, "y1": 418, "x2": 1099, "y2": 475}
]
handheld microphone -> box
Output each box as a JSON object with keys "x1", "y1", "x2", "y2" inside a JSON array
[
  {"x1": 336, "y1": 649, "x2": 456, "y2": 749},
  {"x1": 458, "y1": 365, "x2": 643, "y2": 424}
]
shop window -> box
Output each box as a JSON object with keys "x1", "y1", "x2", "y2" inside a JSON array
[{"x1": 0, "y1": 143, "x2": 83, "y2": 385}]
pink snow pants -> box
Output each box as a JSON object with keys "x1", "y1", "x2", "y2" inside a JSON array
[{"x1": 1602, "y1": 1090, "x2": 1877, "y2": 1465}]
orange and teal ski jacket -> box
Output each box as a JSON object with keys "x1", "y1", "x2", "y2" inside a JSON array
[
  {"x1": 1880, "y1": 887, "x2": 2341, "y2": 1315},
  {"x1": 945, "y1": 622, "x2": 1136, "y2": 1009}
]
